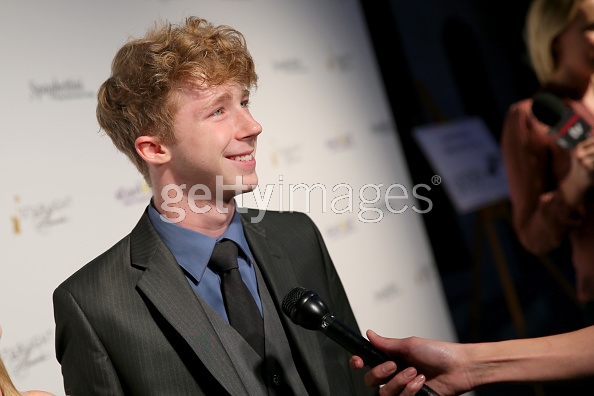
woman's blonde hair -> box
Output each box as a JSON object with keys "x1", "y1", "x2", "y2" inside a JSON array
[
  {"x1": 526, "y1": 0, "x2": 584, "y2": 83},
  {"x1": 0, "y1": 357, "x2": 22, "y2": 396}
]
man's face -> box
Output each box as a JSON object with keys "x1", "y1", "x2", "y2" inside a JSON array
[{"x1": 165, "y1": 81, "x2": 262, "y2": 201}]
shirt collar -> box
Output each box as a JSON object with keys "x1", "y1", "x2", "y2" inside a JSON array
[{"x1": 147, "y1": 202, "x2": 253, "y2": 283}]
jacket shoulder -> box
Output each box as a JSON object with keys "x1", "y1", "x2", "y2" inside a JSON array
[{"x1": 55, "y1": 232, "x2": 133, "y2": 294}]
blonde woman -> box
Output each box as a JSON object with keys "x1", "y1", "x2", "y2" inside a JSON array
[
  {"x1": 350, "y1": 1, "x2": 594, "y2": 394},
  {"x1": 502, "y1": 0, "x2": 594, "y2": 324},
  {"x1": 0, "y1": 326, "x2": 54, "y2": 396}
]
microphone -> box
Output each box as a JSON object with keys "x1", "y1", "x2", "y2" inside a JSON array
[
  {"x1": 282, "y1": 286, "x2": 441, "y2": 396},
  {"x1": 531, "y1": 91, "x2": 591, "y2": 149}
]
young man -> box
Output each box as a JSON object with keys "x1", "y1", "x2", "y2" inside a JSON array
[{"x1": 53, "y1": 17, "x2": 376, "y2": 396}]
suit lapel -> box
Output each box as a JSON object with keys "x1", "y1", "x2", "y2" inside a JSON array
[
  {"x1": 129, "y1": 212, "x2": 257, "y2": 396},
  {"x1": 240, "y1": 212, "x2": 330, "y2": 395}
]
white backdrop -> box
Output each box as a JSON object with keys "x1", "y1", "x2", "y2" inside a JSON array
[{"x1": 0, "y1": 0, "x2": 456, "y2": 393}]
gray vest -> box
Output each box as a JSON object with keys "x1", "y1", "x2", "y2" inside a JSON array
[{"x1": 197, "y1": 261, "x2": 309, "y2": 395}]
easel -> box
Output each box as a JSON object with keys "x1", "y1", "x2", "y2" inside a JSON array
[
  {"x1": 469, "y1": 199, "x2": 578, "y2": 396},
  {"x1": 469, "y1": 199, "x2": 578, "y2": 341},
  {"x1": 470, "y1": 200, "x2": 526, "y2": 339},
  {"x1": 411, "y1": 112, "x2": 579, "y2": 395}
]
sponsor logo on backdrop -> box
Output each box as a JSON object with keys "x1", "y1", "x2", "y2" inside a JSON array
[
  {"x1": 269, "y1": 140, "x2": 302, "y2": 168},
  {"x1": 325, "y1": 219, "x2": 355, "y2": 239},
  {"x1": 29, "y1": 78, "x2": 94, "y2": 101},
  {"x1": 0, "y1": 329, "x2": 53, "y2": 379},
  {"x1": 157, "y1": 175, "x2": 440, "y2": 224},
  {"x1": 326, "y1": 52, "x2": 353, "y2": 72},
  {"x1": 414, "y1": 263, "x2": 436, "y2": 285},
  {"x1": 374, "y1": 282, "x2": 401, "y2": 302},
  {"x1": 371, "y1": 120, "x2": 394, "y2": 136},
  {"x1": 272, "y1": 58, "x2": 308, "y2": 73},
  {"x1": 326, "y1": 133, "x2": 353, "y2": 151},
  {"x1": 10, "y1": 195, "x2": 72, "y2": 235},
  {"x1": 115, "y1": 180, "x2": 152, "y2": 206}
]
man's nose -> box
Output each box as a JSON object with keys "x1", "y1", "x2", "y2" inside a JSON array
[{"x1": 238, "y1": 112, "x2": 262, "y2": 139}]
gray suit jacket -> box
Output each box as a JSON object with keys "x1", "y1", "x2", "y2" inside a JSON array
[{"x1": 53, "y1": 208, "x2": 377, "y2": 395}]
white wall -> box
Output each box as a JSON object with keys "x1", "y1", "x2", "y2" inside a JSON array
[{"x1": 0, "y1": 0, "x2": 456, "y2": 393}]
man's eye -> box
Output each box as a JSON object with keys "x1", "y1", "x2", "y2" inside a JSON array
[
  {"x1": 213, "y1": 108, "x2": 223, "y2": 115},
  {"x1": 241, "y1": 100, "x2": 250, "y2": 108}
]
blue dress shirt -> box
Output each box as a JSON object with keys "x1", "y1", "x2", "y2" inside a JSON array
[{"x1": 148, "y1": 203, "x2": 262, "y2": 323}]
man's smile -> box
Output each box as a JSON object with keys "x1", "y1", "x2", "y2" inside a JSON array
[{"x1": 229, "y1": 153, "x2": 254, "y2": 162}]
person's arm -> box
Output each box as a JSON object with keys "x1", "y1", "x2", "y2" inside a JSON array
[
  {"x1": 350, "y1": 327, "x2": 594, "y2": 396},
  {"x1": 559, "y1": 137, "x2": 594, "y2": 206},
  {"x1": 53, "y1": 287, "x2": 124, "y2": 395},
  {"x1": 501, "y1": 101, "x2": 590, "y2": 255}
]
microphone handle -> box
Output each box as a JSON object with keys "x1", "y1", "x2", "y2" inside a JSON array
[{"x1": 321, "y1": 314, "x2": 441, "y2": 396}]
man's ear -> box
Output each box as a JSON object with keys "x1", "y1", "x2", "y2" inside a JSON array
[{"x1": 135, "y1": 136, "x2": 171, "y2": 165}]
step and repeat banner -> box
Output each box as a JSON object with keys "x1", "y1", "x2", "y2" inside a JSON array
[{"x1": 0, "y1": 0, "x2": 456, "y2": 393}]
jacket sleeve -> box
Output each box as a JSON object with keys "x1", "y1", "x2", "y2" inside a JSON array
[
  {"x1": 501, "y1": 101, "x2": 585, "y2": 255},
  {"x1": 53, "y1": 286, "x2": 124, "y2": 396}
]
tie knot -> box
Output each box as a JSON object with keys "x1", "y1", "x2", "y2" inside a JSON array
[{"x1": 209, "y1": 239, "x2": 239, "y2": 273}]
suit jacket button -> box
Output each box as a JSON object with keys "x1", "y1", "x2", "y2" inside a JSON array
[{"x1": 272, "y1": 374, "x2": 280, "y2": 386}]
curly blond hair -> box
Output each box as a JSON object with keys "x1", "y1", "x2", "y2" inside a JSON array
[
  {"x1": 96, "y1": 17, "x2": 258, "y2": 183},
  {"x1": 526, "y1": 0, "x2": 583, "y2": 83}
]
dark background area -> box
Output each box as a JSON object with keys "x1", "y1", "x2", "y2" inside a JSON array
[{"x1": 359, "y1": 1, "x2": 594, "y2": 395}]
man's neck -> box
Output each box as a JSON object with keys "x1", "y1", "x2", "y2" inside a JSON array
[{"x1": 153, "y1": 194, "x2": 237, "y2": 238}]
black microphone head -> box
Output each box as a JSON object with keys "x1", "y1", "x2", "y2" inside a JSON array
[
  {"x1": 531, "y1": 91, "x2": 567, "y2": 126},
  {"x1": 282, "y1": 287, "x2": 330, "y2": 330}
]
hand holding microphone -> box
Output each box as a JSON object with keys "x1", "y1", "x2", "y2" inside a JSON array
[
  {"x1": 282, "y1": 287, "x2": 441, "y2": 396},
  {"x1": 532, "y1": 92, "x2": 594, "y2": 201},
  {"x1": 531, "y1": 91, "x2": 592, "y2": 150}
]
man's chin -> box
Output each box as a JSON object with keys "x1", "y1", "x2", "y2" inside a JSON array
[
  {"x1": 236, "y1": 175, "x2": 258, "y2": 193},
  {"x1": 227, "y1": 183, "x2": 256, "y2": 199},
  {"x1": 243, "y1": 182, "x2": 257, "y2": 193}
]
